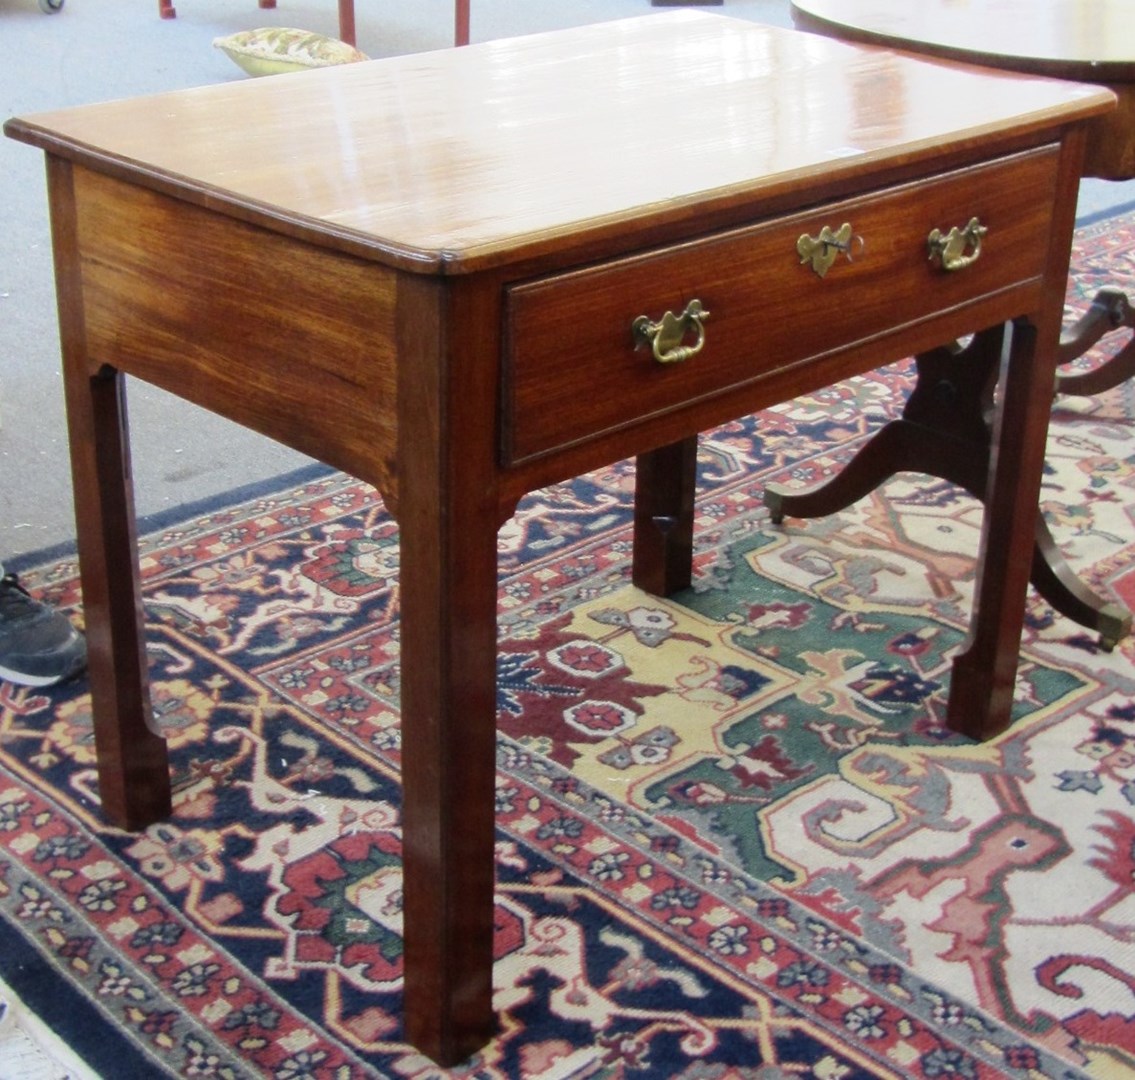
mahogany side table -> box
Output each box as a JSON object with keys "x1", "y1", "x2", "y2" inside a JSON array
[{"x1": 5, "y1": 12, "x2": 1113, "y2": 1066}]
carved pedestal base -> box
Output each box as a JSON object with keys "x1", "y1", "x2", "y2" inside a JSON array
[{"x1": 765, "y1": 324, "x2": 1131, "y2": 650}]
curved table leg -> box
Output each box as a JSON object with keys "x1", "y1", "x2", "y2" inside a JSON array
[
  {"x1": 766, "y1": 326, "x2": 1001, "y2": 521},
  {"x1": 1056, "y1": 286, "x2": 1135, "y2": 396},
  {"x1": 764, "y1": 324, "x2": 1130, "y2": 648},
  {"x1": 1032, "y1": 517, "x2": 1131, "y2": 649},
  {"x1": 765, "y1": 419, "x2": 987, "y2": 524}
]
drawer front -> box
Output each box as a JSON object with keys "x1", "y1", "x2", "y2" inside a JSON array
[{"x1": 502, "y1": 146, "x2": 1059, "y2": 465}]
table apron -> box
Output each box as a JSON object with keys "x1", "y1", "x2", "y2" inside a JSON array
[{"x1": 61, "y1": 163, "x2": 401, "y2": 498}]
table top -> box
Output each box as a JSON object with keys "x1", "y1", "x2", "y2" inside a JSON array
[
  {"x1": 5, "y1": 11, "x2": 1114, "y2": 274},
  {"x1": 791, "y1": 0, "x2": 1135, "y2": 82}
]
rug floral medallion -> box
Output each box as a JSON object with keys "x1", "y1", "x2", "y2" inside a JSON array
[{"x1": 1, "y1": 213, "x2": 1134, "y2": 1079}]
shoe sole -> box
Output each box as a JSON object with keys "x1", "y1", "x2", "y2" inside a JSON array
[{"x1": 0, "y1": 663, "x2": 84, "y2": 688}]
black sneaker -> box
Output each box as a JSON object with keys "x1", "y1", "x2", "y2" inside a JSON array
[{"x1": 0, "y1": 573, "x2": 87, "y2": 687}]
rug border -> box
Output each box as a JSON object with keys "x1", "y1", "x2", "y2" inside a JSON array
[{"x1": 0, "y1": 903, "x2": 166, "y2": 1079}]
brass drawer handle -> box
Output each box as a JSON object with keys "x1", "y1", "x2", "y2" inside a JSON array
[
  {"x1": 632, "y1": 299, "x2": 710, "y2": 364},
  {"x1": 928, "y1": 216, "x2": 988, "y2": 272},
  {"x1": 797, "y1": 222, "x2": 860, "y2": 278}
]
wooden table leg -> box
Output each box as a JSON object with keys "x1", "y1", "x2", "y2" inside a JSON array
[
  {"x1": 633, "y1": 437, "x2": 697, "y2": 597},
  {"x1": 337, "y1": 0, "x2": 356, "y2": 47},
  {"x1": 765, "y1": 327, "x2": 1003, "y2": 522},
  {"x1": 157, "y1": 2, "x2": 276, "y2": 23},
  {"x1": 64, "y1": 371, "x2": 171, "y2": 829},
  {"x1": 398, "y1": 501, "x2": 497, "y2": 1064},
  {"x1": 1056, "y1": 286, "x2": 1135, "y2": 396},
  {"x1": 1035, "y1": 285, "x2": 1134, "y2": 649},
  {"x1": 396, "y1": 278, "x2": 497, "y2": 1065},
  {"x1": 948, "y1": 319, "x2": 1052, "y2": 739},
  {"x1": 455, "y1": 0, "x2": 470, "y2": 46},
  {"x1": 765, "y1": 325, "x2": 1001, "y2": 517},
  {"x1": 49, "y1": 158, "x2": 171, "y2": 831}
]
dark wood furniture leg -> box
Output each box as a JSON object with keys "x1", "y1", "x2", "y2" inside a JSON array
[
  {"x1": 765, "y1": 325, "x2": 1131, "y2": 650},
  {"x1": 395, "y1": 278, "x2": 498, "y2": 1066},
  {"x1": 50, "y1": 158, "x2": 171, "y2": 831},
  {"x1": 456, "y1": 0, "x2": 470, "y2": 46},
  {"x1": 337, "y1": 0, "x2": 356, "y2": 47},
  {"x1": 1056, "y1": 286, "x2": 1135, "y2": 396},
  {"x1": 948, "y1": 319, "x2": 1060, "y2": 737},
  {"x1": 767, "y1": 328, "x2": 1002, "y2": 512},
  {"x1": 633, "y1": 437, "x2": 698, "y2": 597}
]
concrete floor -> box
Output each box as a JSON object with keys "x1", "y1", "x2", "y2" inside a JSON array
[{"x1": 1, "y1": 0, "x2": 1132, "y2": 566}]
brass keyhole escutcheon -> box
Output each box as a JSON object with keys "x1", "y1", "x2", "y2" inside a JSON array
[
  {"x1": 632, "y1": 299, "x2": 710, "y2": 364},
  {"x1": 797, "y1": 222, "x2": 860, "y2": 278}
]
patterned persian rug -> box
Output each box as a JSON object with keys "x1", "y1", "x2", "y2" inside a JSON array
[{"x1": 2, "y1": 206, "x2": 1135, "y2": 1080}]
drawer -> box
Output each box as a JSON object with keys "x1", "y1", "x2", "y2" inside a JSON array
[{"x1": 502, "y1": 146, "x2": 1060, "y2": 465}]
